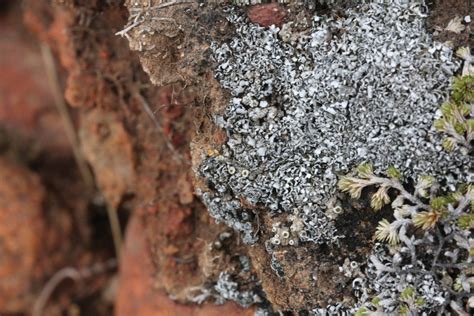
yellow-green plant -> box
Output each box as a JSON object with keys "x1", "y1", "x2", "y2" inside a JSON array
[
  {"x1": 339, "y1": 163, "x2": 473, "y2": 245},
  {"x1": 434, "y1": 56, "x2": 473, "y2": 154},
  {"x1": 339, "y1": 163, "x2": 473, "y2": 315}
]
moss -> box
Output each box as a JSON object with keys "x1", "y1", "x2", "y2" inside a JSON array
[
  {"x1": 434, "y1": 75, "x2": 474, "y2": 154},
  {"x1": 339, "y1": 164, "x2": 473, "y2": 314}
]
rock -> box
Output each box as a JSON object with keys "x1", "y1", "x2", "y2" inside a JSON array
[
  {"x1": 0, "y1": 157, "x2": 46, "y2": 313},
  {"x1": 0, "y1": 10, "x2": 69, "y2": 156},
  {"x1": 247, "y1": 4, "x2": 287, "y2": 28},
  {"x1": 116, "y1": 212, "x2": 253, "y2": 316}
]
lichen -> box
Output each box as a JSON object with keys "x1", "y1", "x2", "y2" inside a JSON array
[
  {"x1": 194, "y1": 0, "x2": 473, "y2": 313},
  {"x1": 337, "y1": 63, "x2": 473, "y2": 314},
  {"x1": 231, "y1": 0, "x2": 361, "y2": 6},
  {"x1": 214, "y1": 272, "x2": 263, "y2": 307},
  {"x1": 199, "y1": 0, "x2": 470, "y2": 248},
  {"x1": 185, "y1": 254, "x2": 264, "y2": 308}
]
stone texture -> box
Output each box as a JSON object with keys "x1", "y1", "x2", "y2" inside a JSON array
[
  {"x1": 0, "y1": 157, "x2": 46, "y2": 312},
  {"x1": 247, "y1": 4, "x2": 287, "y2": 27},
  {"x1": 116, "y1": 211, "x2": 254, "y2": 316}
]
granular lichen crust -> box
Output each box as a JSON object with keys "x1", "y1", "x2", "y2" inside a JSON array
[
  {"x1": 199, "y1": 0, "x2": 472, "y2": 251},
  {"x1": 117, "y1": 0, "x2": 472, "y2": 313}
]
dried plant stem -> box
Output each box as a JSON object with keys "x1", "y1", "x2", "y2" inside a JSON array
[
  {"x1": 40, "y1": 44, "x2": 94, "y2": 193},
  {"x1": 32, "y1": 268, "x2": 81, "y2": 316},
  {"x1": 32, "y1": 259, "x2": 117, "y2": 316},
  {"x1": 41, "y1": 44, "x2": 122, "y2": 258},
  {"x1": 107, "y1": 202, "x2": 123, "y2": 258},
  {"x1": 133, "y1": 90, "x2": 185, "y2": 162}
]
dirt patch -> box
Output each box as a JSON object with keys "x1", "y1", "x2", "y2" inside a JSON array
[
  {"x1": 427, "y1": 0, "x2": 473, "y2": 48},
  {"x1": 117, "y1": 211, "x2": 254, "y2": 316}
]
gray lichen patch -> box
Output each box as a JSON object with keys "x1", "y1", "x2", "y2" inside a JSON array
[{"x1": 198, "y1": 0, "x2": 472, "y2": 254}]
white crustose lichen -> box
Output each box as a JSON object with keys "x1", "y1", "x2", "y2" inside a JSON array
[{"x1": 199, "y1": 0, "x2": 471, "y2": 251}]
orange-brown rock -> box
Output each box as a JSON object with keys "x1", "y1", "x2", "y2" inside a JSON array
[
  {"x1": 0, "y1": 157, "x2": 46, "y2": 313},
  {"x1": 116, "y1": 212, "x2": 254, "y2": 316},
  {"x1": 247, "y1": 3, "x2": 287, "y2": 27},
  {"x1": 0, "y1": 6, "x2": 69, "y2": 155}
]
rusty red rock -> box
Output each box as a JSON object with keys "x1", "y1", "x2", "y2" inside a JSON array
[{"x1": 247, "y1": 4, "x2": 287, "y2": 28}]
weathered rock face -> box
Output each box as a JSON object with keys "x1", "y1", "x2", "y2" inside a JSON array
[
  {"x1": 0, "y1": 6, "x2": 94, "y2": 312},
  {"x1": 22, "y1": 0, "x2": 255, "y2": 314},
  {"x1": 119, "y1": 1, "x2": 473, "y2": 314},
  {"x1": 0, "y1": 3, "x2": 69, "y2": 159},
  {"x1": 116, "y1": 210, "x2": 254, "y2": 316},
  {"x1": 0, "y1": 157, "x2": 46, "y2": 312},
  {"x1": 5, "y1": 0, "x2": 470, "y2": 314}
]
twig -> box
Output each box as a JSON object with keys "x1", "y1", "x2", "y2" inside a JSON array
[
  {"x1": 107, "y1": 203, "x2": 123, "y2": 258},
  {"x1": 32, "y1": 268, "x2": 81, "y2": 316},
  {"x1": 32, "y1": 259, "x2": 117, "y2": 316},
  {"x1": 118, "y1": 0, "x2": 193, "y2": 37},
  {"x1": 40, "y1": 44, "x2": 95, "y2": 193},
  {"x1": 115, "y1": 19, "x2": 141, "y2": 37},
  {"x1": 41, "y1": 44, "x2": 123, "y2": 259},
  {"x1": 133, "y1": 90, "x2": 185, "y2": 162},
  {"x1": 130, "y1": 0, "x2": 195, "y2": 13},
  {"x1": 151, "y1": 0, "x2": 195, "y2": 10}
]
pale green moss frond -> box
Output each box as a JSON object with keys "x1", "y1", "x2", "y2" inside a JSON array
[
  {"x1": 458, "y1": 213, "x2": 474, "y2": 230},
  {"x1": 338, "y1": 177, "x2": 367, "y2": 199},
  {"x1": 435, "y1": 75, "x2": 473, "y2": 154},
  {"x1": 456, "y1": 47, "x2": 472, "y2": 61},
  {"x1": 452, "y1": 75, "x2": 474, "y2": 103},
  {"x1": 415, "y1": 175, "x2": 435, "y2": 198},
  {"x1": 371, "y1": 185, "x2": 390, "y2": 211},
  {"x1": 413, "y1": 211, "x2": 441, "y2": 230},
  {"x1": 357, "y1": 162, "x2": 374, "y2": 179},
  {"x1": 375, "y1": 219, "x2": 400, "y2": 245},
  {"x1": 400, "y1": 286, "x2": 416, "y2": 301},
  {"x1": 354, "y1": 307, "x2": 371, "y2": 316},
  {"x1": 442, "y1": 137, "x2": 457, "y2": 151},
  {"x1": 386, "y1": 166, "x2": 402, "y2": 181}
]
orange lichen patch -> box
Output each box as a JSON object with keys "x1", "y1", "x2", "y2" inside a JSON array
[{"x1": 0, "y1": 157, "x2": 46, "y2": 313}]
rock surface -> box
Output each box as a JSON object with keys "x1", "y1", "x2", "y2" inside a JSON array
[{"x1": 0, "y1": 157, "x2": 46, "y2": 312}]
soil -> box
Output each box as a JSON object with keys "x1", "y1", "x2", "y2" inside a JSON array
[{"x1": 427, "y1": 0, "x2": 473, "y2": 49}]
